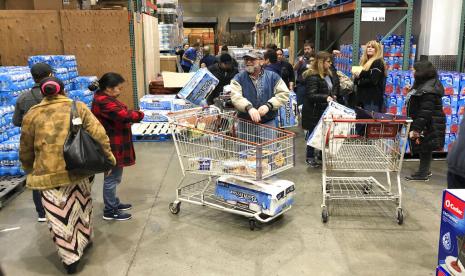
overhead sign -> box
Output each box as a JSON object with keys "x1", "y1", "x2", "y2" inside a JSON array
[{"x1": 361, "y1": 8, "x2": 386, "y2": 22}]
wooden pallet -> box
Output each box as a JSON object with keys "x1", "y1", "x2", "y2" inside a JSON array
[
  {"x1": 0, "y1": 176, "x2": 26, "y2": 209},
  {"x1": 132, "y1": 122, "x2": 172, "y2": 142}
]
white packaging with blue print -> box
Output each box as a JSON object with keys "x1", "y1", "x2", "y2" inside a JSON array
[
  {"x1": 215, "y1": 175, "x2": 295, "y2": 217},
  {"x1": 275, "y1": 90, "x2": 298, "y2": 128},
  {"x1": 177, "y1": 68, "x2": 219, "y2": 106},
  {"x1": 307, "y1": 101, "x2": 356, "y2": 152}
]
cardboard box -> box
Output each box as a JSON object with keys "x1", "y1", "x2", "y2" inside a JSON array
[
  {"x1": 160, "y1": 56, "x2": 177, "y2": 72},
  {"x1": 438, "y1": 189, "x2": 465, "y2": 275},
  {"x1": 177, "y1": 68, "x2": 219, "y2": 106},
  {"x1": 215, "y1": 176, "x2": 295, "y2": 216},
  {"x1": 436, "y1": 265, "x2": 449, "y2": 276}
]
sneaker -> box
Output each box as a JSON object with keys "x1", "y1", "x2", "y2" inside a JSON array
[
  {"x1": 103, "y1": 210, "x2": 132, "y2": 221},
  {"x1": 117, "y1": 203, "x2": 132, "y2": 211},
  {"x1": 411, "y1": 171, "x2": 432, "y2": 178},
  {"x1": 405, "y1": 175, "x2": 430, "y2": 182},
  {"x1": 306, "y1": 159, "x2": 320, "y2": 168},
  {"x1": 37, "y1": 215, "x2": 47, "y2": 222}
]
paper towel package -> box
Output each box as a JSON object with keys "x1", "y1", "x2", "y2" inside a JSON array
[
  {"x1": 139, "y1": 95, "x2": 176, "y2": 110},
  {"x1": 307, "y1": 101, "x2": 356, "y2": 151},
  {"x1": 215, "y1": 176, "x2": 295, "y2": 217},
  {"x1": 177, "y1": 68, "x2": 219, "y2": 106},
  {"x1": 437, "y1": 190, "x2": 465, "y2": 275},
  {"x1": 275, "y1": 91, "x2": 298, "y2": 128}
]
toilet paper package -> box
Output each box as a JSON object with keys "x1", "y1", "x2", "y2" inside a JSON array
[{"x1": 177, "y1": 68, "x2": 219, "y2": 106}]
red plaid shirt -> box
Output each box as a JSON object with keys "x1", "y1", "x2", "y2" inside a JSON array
[{"x1": 91, "y1": 91, "x2": 144, "y2": 167}]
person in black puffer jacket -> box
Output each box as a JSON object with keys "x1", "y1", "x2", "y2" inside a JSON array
[
  {"x1": 405, "y1": 61, "x2": 446, "y2": 181},
  {"x1": 447, "y1": 114, "x2": 465, "y2": 188},
  {"x1": 302, "y1": 51, "x2": 339, "y2": 167},
  {"x1": 351, "y1": 40, "x2": 386, "y2": 112}
]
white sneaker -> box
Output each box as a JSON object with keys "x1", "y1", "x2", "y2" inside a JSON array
[{"x1": 37, "y1": 216, "x2": 47, "y2": 222}]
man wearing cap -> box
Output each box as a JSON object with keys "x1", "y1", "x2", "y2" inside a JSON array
[
  {"x1": 207, "y1": 53, "x2": 239, "y2": 105},
  {"x1": 230, "y1": 50, "x2": 289, "y2": 125},
  {"x1": 13, "y1": 62, "x2": 53, "y2": 223}
]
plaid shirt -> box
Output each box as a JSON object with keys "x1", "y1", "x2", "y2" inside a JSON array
[{"x1": 91, "y1": 91, "x2": 144, "y2": 167}]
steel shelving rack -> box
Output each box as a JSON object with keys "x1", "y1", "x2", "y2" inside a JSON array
[{"x1": 254, "y1": 0, "x2": 414, "y2": 70}]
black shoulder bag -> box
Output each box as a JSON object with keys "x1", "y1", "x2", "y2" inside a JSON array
[{"x1": 63, "y1": 101, "x2": 113, "y2": 174}]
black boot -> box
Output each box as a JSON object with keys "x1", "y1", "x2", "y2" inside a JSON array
[{"x1": 63, "y1": 260, "x2": 80, "y2": 274}]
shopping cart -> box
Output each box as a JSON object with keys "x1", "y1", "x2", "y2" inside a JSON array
[
  {"x1": 168, "y1": 107, "x2": 296, "y2": 230},
  {"x1": 320, "y1": 118, "x2": 412, "y2": 225}
]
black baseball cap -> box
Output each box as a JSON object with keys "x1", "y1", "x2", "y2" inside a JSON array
[{"x1": 30, "y1": 63, "x2": 53, "y2": 82}]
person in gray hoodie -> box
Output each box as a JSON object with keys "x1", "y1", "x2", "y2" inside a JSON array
[
  {"x1": 448, "y1": 115, "x2": 465, "y2": 188},
  {"x1": 12, "y1": 62, "x2": 52, "y2": 222}
]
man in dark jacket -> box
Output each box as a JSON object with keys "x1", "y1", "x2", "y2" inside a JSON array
[
  {"x1": 294, "y1": 43, "x2": 315, "y2": 105},
  {"x1": 405, "y1": 61, "x2": 446, "y2": 181},
  {"x1": 207, "y1": 53, "x2": 239, "y2": 105},
  {"x1": 12, "y1": 63, "x2": 52, "y2": 222},
  {"x1": 264, "y1": 49, "x2": 281, "y2": 75},
  {"x1": 276, "y1": 48, "x2": 296, "y2": 91},
  {"x1": 448, "y1": 115, "x2": 465, "y2": 188},
  {"x1": 200, "y1": 46, "x2": 217, "y2": 68}
]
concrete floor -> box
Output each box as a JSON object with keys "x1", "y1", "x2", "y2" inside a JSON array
[{"x1": 0, "y1": 130, "x2": 446, "y2": 275}]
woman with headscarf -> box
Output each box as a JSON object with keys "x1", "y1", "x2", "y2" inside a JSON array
[{"x1": 19, "y1": 77, "x2": 115, "y2": 274}]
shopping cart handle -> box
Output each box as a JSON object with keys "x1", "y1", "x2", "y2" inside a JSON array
[{"x1": 326, "y1": 118, "x2": 413, "y2": 123}]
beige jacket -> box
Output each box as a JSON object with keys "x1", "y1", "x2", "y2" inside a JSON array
[
  {"x1": 20, "y1": 95, "x2": 116, "y2": 190},
  {"x1": 230, "y1": 72, "x2": 289, "y2": 113}
]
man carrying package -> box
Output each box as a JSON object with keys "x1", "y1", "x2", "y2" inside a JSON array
[{"x1": 230, "y1": 50, "x2": 289, "y2": 126}]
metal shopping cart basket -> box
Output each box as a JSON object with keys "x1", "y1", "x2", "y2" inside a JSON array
[
  {"x1": 167, "y1": 107, "x2": 296, "y2": 230},
  {"x1": 320, "y1": 117, "x2": 412, "y2": 225}
]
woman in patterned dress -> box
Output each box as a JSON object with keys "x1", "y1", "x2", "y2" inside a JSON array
[{"x1": 19, "y1": 77, "x2": 115, "y2": 274}]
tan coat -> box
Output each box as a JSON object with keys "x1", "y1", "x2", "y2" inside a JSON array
[{"x1": 20, "y1": 95, "x2": 116, "y2": 190}]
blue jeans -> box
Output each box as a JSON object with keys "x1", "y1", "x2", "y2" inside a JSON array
[
  {"x1": 33, "y1": 190, "x2": 45, "y2": 217},
  {"x1": 103, "y1": 167, "x2": 124, "y2": 212}
]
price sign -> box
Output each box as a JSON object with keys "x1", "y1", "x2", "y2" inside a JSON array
[{"x1": 361, "y1": 8, "x2": 386, "y2": 22}]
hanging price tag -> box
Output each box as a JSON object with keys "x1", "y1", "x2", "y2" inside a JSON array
[{"x1": 361, "y1": 8, "x2": 386, "y2": 22}]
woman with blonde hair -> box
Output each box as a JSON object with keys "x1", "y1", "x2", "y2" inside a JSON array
[
  {"x1": 353, "y1": 40, "x2": 386, "y2": 112},
  {"x1": 302, "y1": 51, "x2": 338, "y2": 167}
]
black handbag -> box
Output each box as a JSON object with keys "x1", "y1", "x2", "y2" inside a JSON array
[{"x1": 63, "y1": 101, "x2": 113, "y2": 174}]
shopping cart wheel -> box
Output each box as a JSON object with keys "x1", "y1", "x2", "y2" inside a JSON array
[
  {"x1": 249, "y1": 219, "x2": 257, "y2": 231},
  {"x1": 396, "y1": 208, "x2": 404, "y2": 225},
  {"x1": 322, "y1": 207, "x2": 329, "y2": 223},
  {"x1": 169, "y1": 202, "x2": 181, "y2": 215}
]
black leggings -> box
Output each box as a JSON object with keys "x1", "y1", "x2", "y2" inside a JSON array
[{"x1": 448, "y1": 172, "x2": 465, "y2": 189}]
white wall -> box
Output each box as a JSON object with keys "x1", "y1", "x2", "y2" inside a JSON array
[{"x1": 419, "y1": 0, "x2": 462, "y2": 56}]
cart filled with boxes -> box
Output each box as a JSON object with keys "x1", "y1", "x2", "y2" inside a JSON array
[{"x1": 166, "y1": 70, "x2": 296, "y2": 230}]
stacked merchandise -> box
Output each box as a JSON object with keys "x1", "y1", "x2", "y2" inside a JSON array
[
  {"x1": 378, "y1": 35, "x2": 416, "y2": 71},
  {"x1": 229, "y1": 47, "x2": 254, "y2": 72},
  {"x1": 334, "y1": 34, "x2": 417, "y2": 77},
  {"x1": 0, "y1": 66, "x2": 32, "y2": 176},
  {"x1": 159, "y1": 24, "x2": 179, "y2": 51},
  {"x1": 384, "y1": 70, "x2": 465, "y2": 153},
  {"x1": 139, "y1": 94, "x2": 196, "y2": 123},
  {"x1": 157, "y1": 0, "x2": 182, "y2": 51},
  {"x1": 28, "y1": 55, "x2": 97, "y2": 109}
]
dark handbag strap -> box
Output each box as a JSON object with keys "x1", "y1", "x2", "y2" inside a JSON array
[{"x1": 69, "y1": 101, "x2": 82, "y2": 134}]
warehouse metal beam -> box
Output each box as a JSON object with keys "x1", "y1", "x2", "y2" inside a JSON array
[
  {"x1": 457, "y1": 0, "x2": 465, "y2": 72},
  {"x1": 315, "y1": 18, "x2": 321, "y2": 52},
  {"x1": 352, "y1": 0, "x2": 362, "y2": 66},
  {"x1": 324, "y1": 22, "x2": 353, "y2": 52},
  {"x1": 402, "y1": 0, "x2": 413, "y2": 70},
  {"x1": 294, "y1": 23, "x2": 299, "y2": 61}
]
